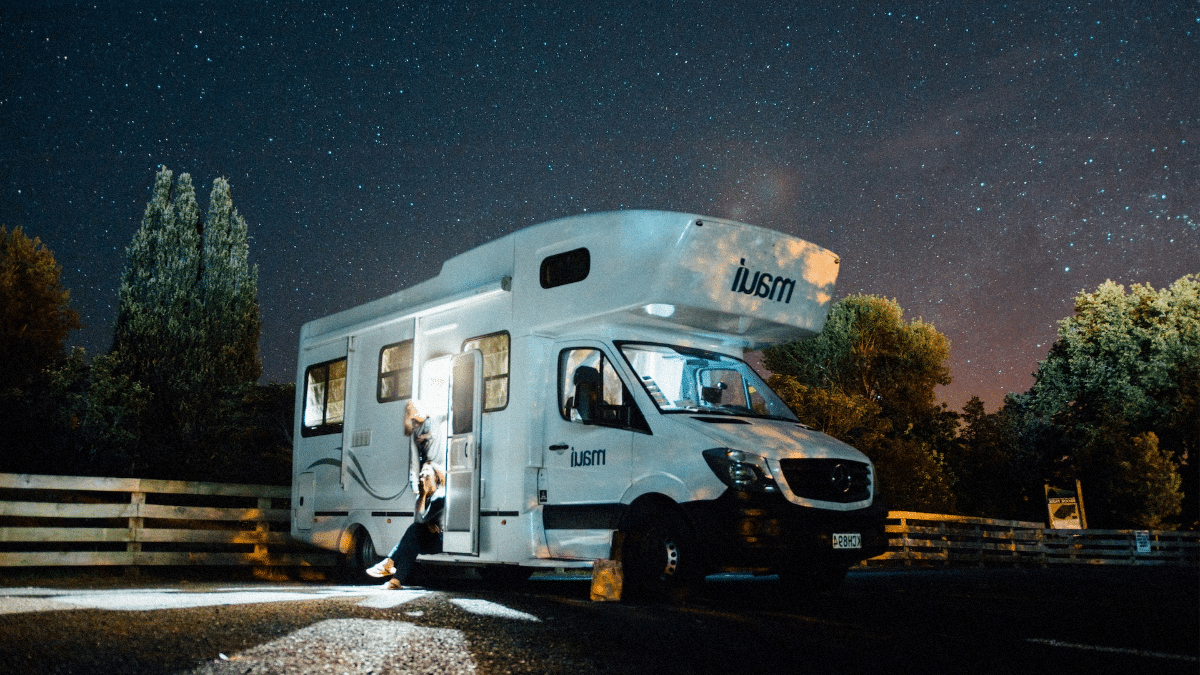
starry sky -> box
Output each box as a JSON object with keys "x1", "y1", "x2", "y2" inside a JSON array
[{"x1": 3, "y1": 2, "x2": 1196, "y2": 413}]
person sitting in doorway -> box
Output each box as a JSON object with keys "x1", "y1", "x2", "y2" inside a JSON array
[{"x1": 366, "y1": 461, "x2": 445, "y2": 589}]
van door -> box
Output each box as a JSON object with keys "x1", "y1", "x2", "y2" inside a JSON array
[
  {"x1": 443, "y1": 349, "x2": 483, "y2": 555},
  {"x1": 540, "y1": 343, "x2": 645, "y2": 559}
]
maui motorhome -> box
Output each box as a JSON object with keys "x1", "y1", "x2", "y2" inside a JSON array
[{"x1": 291, "y1": 210, "x2": 887, "y2": 596}]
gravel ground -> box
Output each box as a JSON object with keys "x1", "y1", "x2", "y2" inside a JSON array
[
  {"x1": 0, "y1": 567, "x2": 1195, "y2": 675},
  {"x1": 180, "y1": 618, "x2": 477, "y2": 675},
  {"x1": 0, "y1": 577, "x2": 603, "y2": 675},
  {"x1": 0, "y1": 597, "x2": 381, "y2": 675}
]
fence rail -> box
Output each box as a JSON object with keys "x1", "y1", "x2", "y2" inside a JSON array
[
  {"x1": 0, "y1": 474, "x2": 1196, "y2": 570},
  {"x1": 871, "y1": 511, "x2": 1199, "y2": 568},
  {"x1": 0, "y1": 473, "x2": 336, "y2": 568}
]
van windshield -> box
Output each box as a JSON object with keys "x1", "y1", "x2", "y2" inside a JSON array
[{"x1": 617, "y1": 342, "x2": 799, "y2": 422}]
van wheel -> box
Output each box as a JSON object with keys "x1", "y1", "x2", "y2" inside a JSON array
[
  {"x1": 621, "y1": 508, "x2": 698, "y2": 602},
  {"x1": 343, "y1": 527, "x2": 380, "y2": 582}
]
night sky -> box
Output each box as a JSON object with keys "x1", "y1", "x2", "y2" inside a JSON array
[{"x1": 3, "y1": 2, "x2": 1196, "y2": 413}]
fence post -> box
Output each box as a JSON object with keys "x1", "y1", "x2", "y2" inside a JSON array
[
  {"x1": 974, "y1": 522, "x2": 983, "y2": 567},
  {"x1": 128, "y1": 489, "x2": 145, "y2": 573},
  {"x1": 939, "y1": 520, "x2": 948, "y2": 566},
  {"x1": 255, "y1": 497, "x2": 271, "y2": 559}
]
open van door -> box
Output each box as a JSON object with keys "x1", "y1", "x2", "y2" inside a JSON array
[{"x1": 443, "y1": 349, "x2": 483, "y2": 555}]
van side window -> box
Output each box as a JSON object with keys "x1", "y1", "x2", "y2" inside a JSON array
[
  {"x1": 462, "y1": 332, "x2": 509, "y2": 411},
  {"x1": 302, "y1": 357, "x2": 346, "y2": 437},
  {"x1": 377, "y1": 340, "x2": 414, "y2": 403},
  {"x1": 559, "y1": 348, "x2": 650, "y2": 433},
  {"x1": 540, "y1": 247, "x2": 590, "y2": 288}
]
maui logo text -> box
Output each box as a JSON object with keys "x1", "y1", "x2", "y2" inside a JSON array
[
  {"x1": 730, "y1": 258, "x2": 796, "y2": 303},
  {"x1": 570, "y1": 448, "x2": 607, "y2": 467}
]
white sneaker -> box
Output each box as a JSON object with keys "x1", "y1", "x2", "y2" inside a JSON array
[
  {"x1": 380, "y1": 578, "x2": 403, "y2": 590},
  {"x1": 366, "y1": 558, "x2": 396, "y2": 578}
]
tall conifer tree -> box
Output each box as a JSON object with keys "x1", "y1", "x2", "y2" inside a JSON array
[
  {"x1": 110, "y1": 167, "x2": 261, "y2": 478},
  {"x1": 200, "y1": 177, "x2": 261, "y2": 390},
  {"x1": 112, "y1": 168, "x2": 201, "y2": 388}
]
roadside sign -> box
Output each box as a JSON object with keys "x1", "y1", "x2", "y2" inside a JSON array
[
  {"x1": 1045, "y1": 491, "x2": 1082, "y2": 529},
  {"x1": 1135, "y1": 530, "x2": 1151, "y2": 554},
  {"x1": 1047, "y1": 496, "x2": 1082, "y2": 529}
]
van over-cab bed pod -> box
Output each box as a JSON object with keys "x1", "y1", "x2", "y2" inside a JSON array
[
  {"x1": 508, "y1": 210, "x2": 840, "y2": 347},
  {"x1": 300, "y1": 210, "x2": 839, "y2": 349}
]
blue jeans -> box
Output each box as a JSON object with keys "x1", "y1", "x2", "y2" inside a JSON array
[{"x1": 386, "y1": 522, "x2": 443, "y2": 584}]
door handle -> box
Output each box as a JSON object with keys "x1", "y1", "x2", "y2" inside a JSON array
[{"x1": 549, "y1": 443, "x2": 569, "y2": 453}]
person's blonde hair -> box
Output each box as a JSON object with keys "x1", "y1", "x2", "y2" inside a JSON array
[
  {"x1": 420, "y1": 462, "x2": 445, "y2": 489},
  {"x1": 404, "y1": 399, "x2": 427, "y2": 436}
]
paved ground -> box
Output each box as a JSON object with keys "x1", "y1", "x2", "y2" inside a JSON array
[{"x1": 0, "y1": 566, "x2": 1195, "y2": 675}]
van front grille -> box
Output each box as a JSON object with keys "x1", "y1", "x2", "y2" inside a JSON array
[{"x1": 777, "y1": 458, "x2": 871, "y2": 503}]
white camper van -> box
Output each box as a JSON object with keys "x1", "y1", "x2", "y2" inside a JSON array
[{"x1": 291, "y1": 210, "x2": 887, "y2": 596}]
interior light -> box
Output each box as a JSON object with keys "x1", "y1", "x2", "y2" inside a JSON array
[{"x1": 645, "y1": 303, "x2": 676, "y2": 318}]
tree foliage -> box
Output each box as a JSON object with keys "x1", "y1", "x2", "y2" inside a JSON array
[
  {"x1": 1014, "y1": 275, "x2": 1197, "y2": 529},
  {"x1": 109, "y1": 167, "x2": 264, "y2": 480},
  {"x1": 0, "y1": 225, "x2": 80, "y2": 386},
  {"x1": 26, "y1": 348, "x2": 154, "y2": 477},
  {"x1": 0, "y1": 171, "x2": 289, "y2": 483},
  {"x1": 200, "y1": 178, "x2": 262, "y2": 390},
  {"x1": 764, "y1": 294, "x2": 958, "y2": 512},
  {"x1": 764, "y1": 294, "x2": 953, "y2": 435},
  {"x1": 945, "y1": 396, "x2": 1045, "y2": 522},
  {"x1": 0, "y1": 225, "x2": 83, "y2": 473}
]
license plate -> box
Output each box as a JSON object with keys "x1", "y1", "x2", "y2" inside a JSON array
[{"x1": 832, "y1": 532, "x2": 861, "y2": 549}]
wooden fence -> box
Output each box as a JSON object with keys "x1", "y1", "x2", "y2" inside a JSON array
[
  {"x1": 0, "y1": 474, "x2": 1196, "y2": 570},
  {"x1": 871, "y1": 511, "x2": 1200, "y2": 568},
  {"x1": 0, "y1": 473, "x2": 336, "y2": 568}
]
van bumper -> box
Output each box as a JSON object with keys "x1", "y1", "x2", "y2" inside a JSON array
[{"x1": 683, "y1": 490, "x2": 889, "y2": 573}]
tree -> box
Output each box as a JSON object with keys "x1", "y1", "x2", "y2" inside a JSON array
[
  {"x1": 1077, "y1": 429, "x2": 1183, "y2": 530},
  {"x1": 1018, "y1": 275, "x2": 1197, "y2": 529},
  {"x1": 109, "y1": 167, "x2": 263, "y2": 480},
  {"x1": 0, "y1": 225, "x2": 80, "y2": 386},
  {"x1": 41, "y1": 348, "x2": 153, "y2": 477},
  {"x1": 764, "y1": 294, "x2": 958, "y2": 512},
  {"x1": 764, "y1": 294, "x2": 954, "y2": 437},
  {"x1": 946, "y1": 396, "x2": 1045, "y2": 522},
  {"x1": 766, "y1": 375, "x2": 886, "y2": 440},
  {"x1": 111, "y1": 168, "x2": 202, "y2": 404},
  {"x1": 0, "y1": 225, "x2": 82, "y2": 473},
  {"x1": 199, "y1": 177, "x2": 262, "y2": 390}
]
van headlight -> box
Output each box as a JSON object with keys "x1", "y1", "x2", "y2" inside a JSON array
[{"x1": 702, "y1": 448, "x2": 778, "y2": 494}]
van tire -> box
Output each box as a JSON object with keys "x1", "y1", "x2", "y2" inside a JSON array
[
  {"x1": 342, "y1": 526, "x2": 381, "y2": 582},
  {"x1": 620, "y1": 506, "x2": 698, "y2": 602}
]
